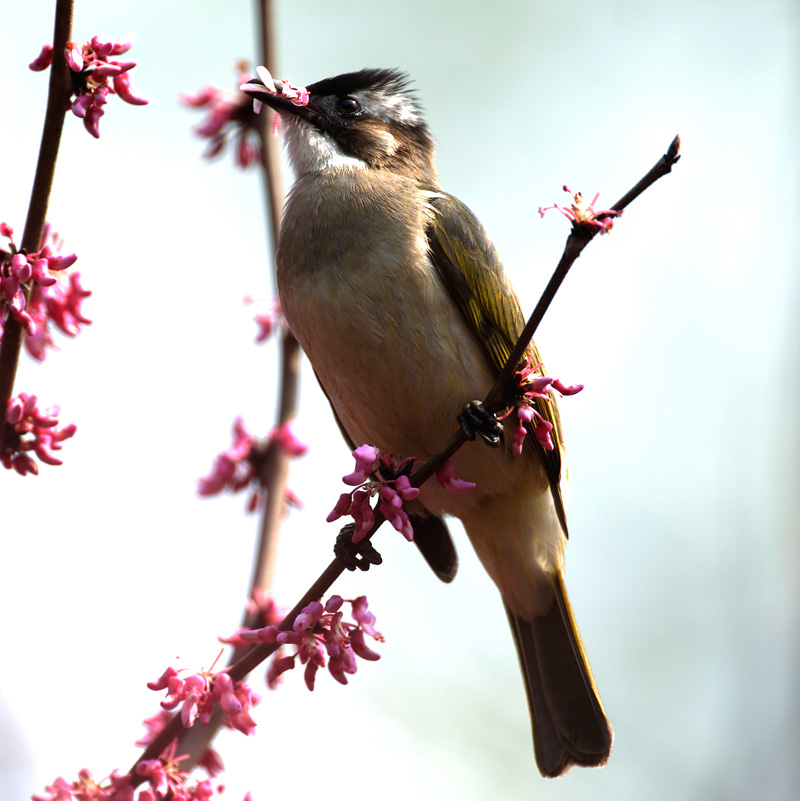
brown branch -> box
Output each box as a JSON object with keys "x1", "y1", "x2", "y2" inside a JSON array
[
  {"x1": 165, "y1": 0, "x2": 302, "y2": 774},
  {"x1": 486, "y1": 134, "x2": 682, "y2": 411},
  {"x1": 0, "y1": 0, "x2": 73, "y2": 444}
]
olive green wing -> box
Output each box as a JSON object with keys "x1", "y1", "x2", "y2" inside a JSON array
[{"x1": 424, "y1": 190, "x2": 568, "y2": 536}]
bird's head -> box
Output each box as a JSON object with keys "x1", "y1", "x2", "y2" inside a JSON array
[{"x1": 241, "y1": 68, "x2": 438, "y2": 185}]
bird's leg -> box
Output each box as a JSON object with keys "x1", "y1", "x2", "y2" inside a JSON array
[
  {"x1": 458, "y1": 400, "x2": 503, "y2": 447},
  {"x1": 334, "y1": 524, "x2": 384, "y2": 571}
]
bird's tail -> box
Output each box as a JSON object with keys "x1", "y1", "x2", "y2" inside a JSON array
[{"x1": 506, "y1": 571, "x2": 612, "y2": 777}]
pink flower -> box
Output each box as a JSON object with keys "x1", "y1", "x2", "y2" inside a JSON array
[
  {"x1": 2, "y1": 393, "x2": 76, "y2": 474},
  {"x1": 342, "y1": 443, "x2": 380, "y2": 486},
  {"x1": 329, "y1": 445, "x2": 421, "y2": 542},
  {"x1": 377, "y1": 484, "x2": 414, "y2": 541},
  {"x1": 147, "y1": 664, "x2": 260, "y2": 736},
  {"x1": 538, "y1": 186, "x2": 620, "y2": 234},
  {"x1": 32, "y1": 776, "x2": 75, "y2": 801},
  {"x1": 271, "y1": 420, "x2": 308, "y2": 457},
  {"x1": 30, "y1": 35, "x2": 147, "y2": 138},
  {"x1": 183, "y1": 64, "x2": 262, "y2": 168},
  {"x1": 251, "y1": 595, "x2": 383, "y2": 691},
  {"x1": 198, "y1": 417, "x2": 255, "y2": 496},
  {"x1": 244, "y1": 295, "x2": 283, "y2": 343},
  {"x1": 198, "y1": 417, "x2": 306, "y2": 512},
  {"x1": 241, "y1": 66, "x2": 310, "y2": 115},
  {"x1": 29, "y1": 44, "x2": 54, "y2": 71},
  {"x1": 502, "y1": 357, "x2": 583, "y2": 453},
  {"x1": 220, "y1": 589, "x2": 286, "y2": 649},
  {"x1": 435, "y1": 460, "x2": 476, "y2": 494},
  {"x1": 1, "y1": 223, "x2": 85, "y2": 353},
  {"x1": 133, "y1": 744, "x2": 199, "y2": 800},
  {"x1": 24, "y1": 272, "x2": 92, "y2": 361}
]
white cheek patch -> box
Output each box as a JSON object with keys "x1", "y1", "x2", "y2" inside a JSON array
[
  {"x1": 374, "y1": 128, "x2": 398, "y2": 155},
  {"x1": 282, "y1": 115, "x2": 366, "y2": 175},
  {"x1": 364, "y1": 90, "x2": 420, "y2": 124}
]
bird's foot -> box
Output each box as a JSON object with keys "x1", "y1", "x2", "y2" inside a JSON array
[
  {"x1": 334, "y1": 524, "x2": 383, "y2": 572},
  {"x1": 458, "y1": 400, "x2": 502, "y2": 447}
]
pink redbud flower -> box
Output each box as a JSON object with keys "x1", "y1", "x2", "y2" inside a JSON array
[
  {"x1": 148, "y1": 664, "x2": 260, "y2": 736},
  {"x1": 29, "y1": 44, "x2": 54, "y2": 71},
  {"x1": 135, "y1": 710, "x2": 224, "y2": 779},
  {"x1": 197, "y1": 416, "x2": 254, "y2": 496},
  {"x1": 134, "y1": 743, "x2": 198, "y2": 800},
  {"x1": 538, "y1": 185, "x2": 620, "y2": 234},
  {"x1": 435, "y1": 460, "x2": 476, "y2": 494},
  {"x1": 198, "y1": 417, "x2": 306, "y2": 512},
  {"x1": 248, "y1": 595, "x2": 382, "y2": 691},
  {"x1": 244, "y1": 295, "x2": 283, "y2": 343},
  {"x1": 183, "y1": 62, "x2": 263, "y2": 168},
  {"x1": 32, "y1": 776, "x2": 75, "y2": 801},
  {"x1": 238, "y1": 66, "x2": 310, "y2": 135},
  {"x1": 342, "y1": 443, "x2": 380, "y2": 486},
  {"x1": 329, "y1": 445, "x2": 421, "y2": 542},
  {"x1": 2, "y1": 393, "x2": 76, "y2": 474},
  {"x1": 241, "y1": 66, "x2": 310, "y2": 115},
  {"x1": 502, "y1": 356, "x2": 583, "y2": 454},
  {"x1": 272, "y1": 420, "x2": 308, "y2": 457},
  {"x1": 1, "y1": 223, "x2": 86, "y2": 354},
  {"x1": 30, "y1": 35, "x2": 147, "y2": 137},
  {"x1": 221, "y1": 589, "x2": 286, "y2": 650},
  {"x1": 34, "y1": 769, "x2": 134, "y2": 801}
]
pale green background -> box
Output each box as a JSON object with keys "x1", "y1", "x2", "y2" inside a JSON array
[{"x1": 2, "y1": 1, "x2": 798, "y2": 800}]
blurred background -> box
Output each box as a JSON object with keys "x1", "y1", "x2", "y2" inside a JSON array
[{"x1": 2, "y1": 1, "x2": 798, "y2": 799}]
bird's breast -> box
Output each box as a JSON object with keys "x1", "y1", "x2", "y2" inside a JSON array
[{"x1": 276, "y1": 168, "x2": 544, "y2": 516}]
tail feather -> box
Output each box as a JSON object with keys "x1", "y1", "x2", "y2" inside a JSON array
[{"x1": 506, "y1": 571, "x2": 612, "y2": 777}]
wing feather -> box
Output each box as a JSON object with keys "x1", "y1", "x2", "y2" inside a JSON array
[{"x1": 424, "y1": 191, "x2": 568, "y2": 534}]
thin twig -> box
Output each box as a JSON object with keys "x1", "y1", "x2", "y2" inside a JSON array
[
  {"x1": 0, "y1": 0, "x2": 73, "y2": 444},
  {"x1": 166, "y1": 0, "x2": 302, "y2": 773}
]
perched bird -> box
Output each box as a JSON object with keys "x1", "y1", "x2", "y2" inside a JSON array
[{"x1": 241, "y1": 68, "x2": 612, "y2": 776}]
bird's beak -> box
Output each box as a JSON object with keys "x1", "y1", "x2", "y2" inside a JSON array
[{"x1": 240, "y1": 69, "x2": 321, "y2": 122}]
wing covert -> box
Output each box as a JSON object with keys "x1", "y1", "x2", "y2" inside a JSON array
[{"x1": 424, "y1": 191, "x2": 569, "y2": 535}]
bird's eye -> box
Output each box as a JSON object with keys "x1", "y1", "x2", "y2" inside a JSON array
[{"x1": 338, "y1": 97, "x2": 361, "y2": 117}]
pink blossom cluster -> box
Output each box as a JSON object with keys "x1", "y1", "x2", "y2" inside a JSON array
[
  {"x1": 327, "y1": 444, "x2": 419, "y2": 542},
  {"x1": 241, "y1": 595, "x2": 382, "y2": 691},
  {"x1": 198, "y1": 418, "x2": 307, "y2": 512},
  {"x1": 538, "y1": 186, "x2": 620, "y2": 234},
  {"x1": 29, "y1": 35, "x2": 147, "y2": 138},
  {"x1": 220, "y1": 589, "x2": 286, "y2": 651},
  {"x1": 147, "y1": 665, "x2": 259, "y2": 736},
  {"x1": 501, "y1": 357, "x2": 583, "y2": 454},
  {"x1": 0, "y1": 222, "x2": 82, "y2": 343},
  {"x1": 327, "y1": 445, "x2": 477, "y2": 542},
  {"x1": 238, "y1": 66, "x2": 310, "y2": 138},
  {"x1": 2, "y1": 393, "x2": 76, "y2": 474},
  {"x1": 24, "y1": 270, "x2": 92, "y2": 361},
  {"x1": 243, "y1": 295, "x2": 282, "y2": 343},
  {"x1": 136, "y1": 710, "x2": 224, "y2": 778},
  {"x1": 1, "y1": 223, "x2": 90, "y2": 360},
  {"x1": 182, "y1": 64, "x2": 262, "y2": 168},
  {"x1": 244, "y1": 66, "x2": 310, "y2": 111},
  {"x1": 33, "y1": 759, "x2": 238, "y2": 801}
]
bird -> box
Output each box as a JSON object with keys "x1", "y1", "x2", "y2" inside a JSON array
[{"x1": 241, "y1": 67, "x2": 612, "y2": 777}]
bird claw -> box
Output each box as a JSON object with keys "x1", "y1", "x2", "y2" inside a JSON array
[
  {"x1": 458, "y1": 400, "x2": 502, "y2": 447},
  {"x1": 334, "y1": 524, "x2": 383, "y2": 571}
]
